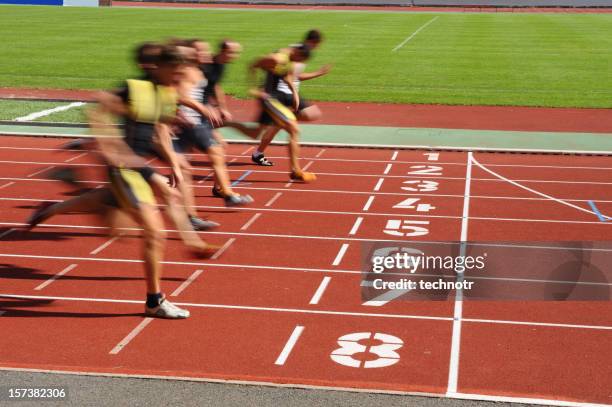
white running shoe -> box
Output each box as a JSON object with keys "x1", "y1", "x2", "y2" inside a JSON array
[{"x1": 145, "y1": 299, "x2": 190, "y2": 319}]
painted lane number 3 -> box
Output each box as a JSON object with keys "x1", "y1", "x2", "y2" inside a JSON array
[{"x1": 331, "y1": 332, "x2": 403, "y2": 368}]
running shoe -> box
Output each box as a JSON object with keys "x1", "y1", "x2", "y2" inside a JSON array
[
  {"x1": 290, "y1": 171, "x2": 317, "y2": 183},
  {"x1": 252, "y1": 153, "x2": 274, "y2": 166},
  {"x1": 191, "y1": 243, "x2": 223, "y2": 259},
  {"x1": 225, "y1": 194, "x2": 254, "y2": 207},
  {"x1": 212, "y1": 185, "x2": 224, "y2": 198},
  {"x1": 61, "y1": 138, "x2": 89, "y2": 151},
  {"x1": 145, "y1": 299, "x2": 190, "y2": 319},
  {"x1": 26, "y1": 201, "x2": 55, "y2": 230},
  {"x1": 189, "y1": 215, "x2": 220, "y2": 231}
]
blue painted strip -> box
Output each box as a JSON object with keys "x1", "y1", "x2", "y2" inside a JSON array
[
  {"x1": 587, "y1": 200, "x2": 610, "y2": 222},
  {"x1": 231, "y1": 170, "x2": 253, "y2": 187}
]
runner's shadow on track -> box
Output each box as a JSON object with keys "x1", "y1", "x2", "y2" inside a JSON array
[
  {"x1": 190, "y1": 160, "x2": 252, "y2": 168},
  {"x1": 0, "y1": 229, "x2": 106, "y2": 242},
  {"x1": 0, "y1": 298, "x2": 142, "y2": 318},
  {"x1": 0, "y1": 264, "x2": 184, "y2": 283}
]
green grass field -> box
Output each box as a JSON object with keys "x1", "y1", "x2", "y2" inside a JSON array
[{"x1": 0, "y1": 5, "x2": 611, "y2": 108}]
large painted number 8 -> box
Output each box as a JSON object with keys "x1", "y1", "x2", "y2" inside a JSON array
[{"x1": 330, "y1": 332, "x2": 403, "y2": 368}]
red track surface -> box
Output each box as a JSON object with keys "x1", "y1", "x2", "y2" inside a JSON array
[{"x1": 0, "y1": 136, "x2": 611, "y2": 405}]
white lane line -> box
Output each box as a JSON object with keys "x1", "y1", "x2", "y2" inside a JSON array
[
  {"x1": 197, "y1": 171, "x2": 214, "y2": 185},
  {"x1": 332, "y1": 243, "x2": 350, "y2": 266},
  {"x1": 373, "y1": 178, "x2": 384, "y2": 191},
  {"x1": 383, "y1": 163, "x2": 392, "y2": 175},
  {"x1": 34, "y1": 264, "x2": 78, "y2": 291},
  {"x1": 392, "y1": 16, "x2": 439, "y2": 52},
  {"x1": 309, "y1": 277, "x2": 332, "y2": 305},
  {"x1": 302, "y1": 161, "x2": 314, "y2": 172},
  {"x1": 274, "y1": 325, "x2": 305, "y2": 365},
  {"x1": 361, "y1": 279, "x2": 412, "y2": 307},
  {"x1": 348, "y1": 217, "x2": 364, "y2": 235},
  {"x1": 211, "y1": 238, "x2": 236, "y2": 259},
  {"x1": 284, "y1": 180, "x2": 294, "y2": 188},
  {"x1": 171, "y1": 269, "x2": 204, "y2": 297},
  {"x1": 265, "y1": 192, "x2": 283, "y2": 207},
  {"x1": 109, "y1": 318, "x2": 154, "y2": 355},
  {"x1": 362, "y1": 195, "x2": 375, "y2": 211},
  {"x1": 0, "y1": 228, "x2": 16, "y2": 239},
  {"x1": 0, "y1": 182, "x2": 15, "y2": 190},
  {"x1": 447, "y1": 151, "x2": 473, "y2": 396},
  {"x1": 241, "y1": 146, "x2": 254, "y2": 155},
  {"x1": 14, "y1": 102, "x2": 86, "y2": 122},
  {"x1": 64, "y1": 152, "x2": 88, "y2": 163},
  {"x1": 90, "y1": 235, "x2": 122, "y2": 255},
  {"x1": 390, "y1": 151, "x2": 398, "y2": 161},
  {"x1": 26, "y1": 166, "x2": 54, "y2": 178},
  {"x1": 240, "y1": 213, "x2": 261, "y2": 231},
  {"x1": 315, "y1": 149, "x2": 326, "y2": 158}
]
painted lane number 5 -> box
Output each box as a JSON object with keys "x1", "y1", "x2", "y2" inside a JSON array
[{"x1": 331, "y1": 332, "x2": 403, "y2": 368}]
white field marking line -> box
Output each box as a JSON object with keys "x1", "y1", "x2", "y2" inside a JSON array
[
  {"x1": 373, "y1": 178, "x2": 384, "y2": 191},
  {"x1": 447, "y1": 151, "x2": 473, "y2": 395},
  {"x1": 383, "y1": 163, "x2": 393, "y2": 175},
  {"x1": 348, "y1": 217, "x2": 364, "y2": 235},
  {"x1": 240, "y1": 213, "x2": 261, "y2": 231},
  {"x1": 390, "y1": 151, "x2": 398, "y2": 161},
  {"x1": 362, "y1": 195, "x2": 375, "y2": 211},
  {"x1": 264, "y1": 192, "x2": 283, "y2": 207},
  {"x1": 171, "y1": 269, "x2": 204, "y2": 297},
  {"x1": 274, "y1": 325, "x2": 305, "y2": 365},
  {"x1": 211, "y1": 238, "x2": 236, "y2": 260},
  {"x1": 284, "y1": 180, "x2": 294, "y2": 188},
  {"x1": 8, "y1": 147, "x2": 612, "y2": 170},
  {"x1": 332, "y1": 243, "x2": 350, "y2": 266},
  {"x1": 471, "y1": 155, "x2": 602, "y2": 218},
  {"x1": 26, "y1": 166, "x2": 54, "y2": 178},
  {"x1": 3, "y1": 293, "x2": 612, "y2": 331},
  {"x1": 64, "y1": 152, "x2": 88, "y2": 163},
  {"x1": 361, "y1": 279, "x2": 412, "y2": 307},
  {"x1": 90, "y1": 234, "x2": 123, "y2": 255},
  {"x1": 0, "y1": 228, "x2": 15, "y2": 239},
  {"x1": 315, "y1": 148, "x2": 326, "y2": 158},
  {"x1": 13, "y1": 102, "x2": 85, "y2": 122},
  {"x1": 34, "y1": 264, "x2": 78, "y2": 291},
  {"x1": 309, "y1": 276, "x2": 332, "y2": 305},
  {"x1": 197, "y1": 171, "x2": 214, "y2": 185},
  {"x1": 391, "y1": 16, "x2": 439, "y2": 52},
  {"x1": 109, "y1": 318, "x2": 154, "y2": 355},
  {"x1": 0, "y1": 368, "x2": 603, "y2": 407},
  {"x1": 241, "y1": 146, "x2": 254, "y2": 155},
  {"x1": 0, "y1": 182, "x2": 15, "y2": 189}
]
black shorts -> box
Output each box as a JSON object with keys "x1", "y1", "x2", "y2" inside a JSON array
[
  {"x1": 258, "y1": 92, "x2": 310, "y2": 125},
  {"x1": 174, "y1": 121, "x2": 218, "y2": 153}
]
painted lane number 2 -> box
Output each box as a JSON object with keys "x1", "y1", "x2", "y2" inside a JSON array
[{"x1": 331, "y1": 332, "x2": 403, "y2": 368}]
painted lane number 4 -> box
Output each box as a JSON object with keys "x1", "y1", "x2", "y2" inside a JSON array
[
  {"x1": 331, "y1": 332, "x2": 403, "y2": 368},
  {"x1": 393, "y1": 197, "x2": 435, "y2": 212}
]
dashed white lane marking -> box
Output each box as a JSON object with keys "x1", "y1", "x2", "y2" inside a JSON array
[
  {"x1": 274, "y1": 325, "x2": 305, "y2": 365},
  {"x1": 391, "y1": 151, "x2": 398, "y2": 161},
  {"x1": 425, "y1": 152, "x2": 440, "y2": 161},
  {"x1": 240, "y1": 213, "x2": 261, "y2": 231},
  {"x1": 14, "y1": 102, "x2": 86, "y2": 122},
  {"x1": 362, "y1": 195, "x2": 375, "y2": 211},
  {"x1": 391, "y1": 16, "x2": 439, "y2": 52},
  {"x1": 197, "y1": 171, "x2": 214, "y2": 185},
  {"x1": 26, "y1": 166, "x2": 54, "y2": 178},
  {"x1": 285, "y1": 161, "x2": 315, "y2": 188},
  {"x1": 348, "y1": 217, "x2": 364, "y2": 235},
  {"x1": 211, "y1": 238, "x2": 236, "y2": 260},
  {"x1": 373, "y1": 178, "x2": 384, "y2": 191},
  {"x1": 383, "y1": 163, "x2": 393, "y2": 175},
  {"x1": 315, "y1": 149, "x2": 326, "y2": 158},
  {"x1": 171, "y1": 269, "x2": 204, "y2": 297},
  {"x1": 64, "y1": 152, "x2": 88, "y2": 163},
  {"x1": 332, "y1": 243, "x2": 350, "y2": 266},
  {"x1": 0, "y1": 182, "x2": 15, "y2": 189},
  {"x1": 309, "y1": 276, "x2": 331, "y2": 305},
  {"x1": 109, "y1": 318, "x2": 154, "y2": 355},
  {"x1": 90, "y1": 235, "x2": 122, "y2": 255},
  {"x1": 265, "y1": 192, "x2": 283, "y2": 207},
  {"x1": 0, "y1": 228, "x2": 16, "y2": 239},
  {"x1": 34, "y1": 264, "x2": 78, "y2": 291},
  {"x1": 241, "y1": 146, "x2": 254, "y2": 155}
]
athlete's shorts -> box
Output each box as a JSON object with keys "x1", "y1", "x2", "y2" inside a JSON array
[
  {"x1": 258, "y1": 93, "x2": 309, "y2": 126},
  {"x1": 107, "y1": 166, "x2": 156, "y2": 209},
  {"x1": 173, "y1": 121, "x2": 219, "y2": 153}
]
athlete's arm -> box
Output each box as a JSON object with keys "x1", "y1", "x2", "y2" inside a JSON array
[
  {"x1": 299, "y1": 64, "x2": 332, "y2": 81},
  {"x1": 214, "y1": 84, "x2": 232, "y2": 121},
  {"x1": 284, "y1": 72, "x2": 300, "y2": 112},
  {"x1": 153, "y1": 123, "x2": 183, "y2": 187},
  {"x1": 248, "y1": 55, "x2": 277, "y2": 98},
  {"x1": 179, "y1": 97, "x2": 222, "y2": 127}
]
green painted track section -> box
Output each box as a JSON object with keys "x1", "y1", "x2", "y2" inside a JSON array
[{"x1": 1, "y1": 123, "x2": 610, "y2": 154}]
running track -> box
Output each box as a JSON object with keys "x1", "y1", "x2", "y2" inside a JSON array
[{"x1": 0, "y1": 136, "x2": 610, "y2": 406}]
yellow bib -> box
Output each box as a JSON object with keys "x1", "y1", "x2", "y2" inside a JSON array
[{"x1": 126, "y1": 79, "x2": 178, "y2": 123}]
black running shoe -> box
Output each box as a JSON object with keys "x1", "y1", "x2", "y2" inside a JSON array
[
  {"x1": 61, "y1": 138, "x2": 89, "y2": 151},
  {"x1": 252, "y1": 153, "x2": 273, "y2": 166},
  {"x1": 212, "y1": 186, "x2": 224, "y2": 198},
  {"x1": 27, "y1": 201, "x2": 55, "y2": 230},
  {"x1": 189, "y1": 215, "x2": 220, "y2": 231}
]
